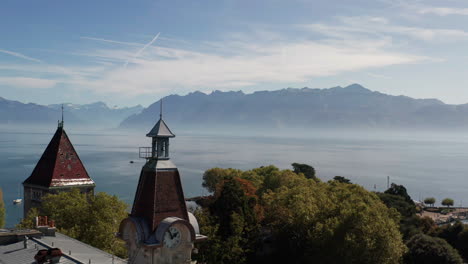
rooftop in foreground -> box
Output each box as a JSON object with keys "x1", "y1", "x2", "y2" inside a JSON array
[{"x1": 0, "y1": 231, "x2": 127, "y2": 264}]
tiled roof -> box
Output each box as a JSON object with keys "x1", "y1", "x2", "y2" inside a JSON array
[
  {"x1": 23, "y1": 126, "x2": 95, "y2": 188},
  {"x1": 131, "y1": 161, "x2": 189, "y2": 232},
  {"x1": 146, "y1": 118, "x2": 175, "y2": 138}
]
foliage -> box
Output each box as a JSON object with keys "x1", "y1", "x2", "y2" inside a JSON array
[
  {"x1": 405, "y1": 234, "x2": 462, "y2": 264},
  {"x1": 332, "y1": 176, "x2": 351, "y2": 184},
  {"x1": 17, "y1": 207, "x2": 40, "y2": 229},
  {"x1": 291, "y1": 163, "x2": 317, "y2": 181},
  {"x1": 202, "y1": 168, "x2": 242, "y2": 193},
  {"x1": 262, "y1": 177, "x2": 406, "y2": 264},
  {"x1": 377, "y1": 192, "x2": 416, "y2": 218},
  {"x1": 0, "y1": 189, "x2": 5, "y2": 228},
  {"x1": 424, "y1": 197, "x2": 436, "y2": 207},
  {"x1": 442, "y1": 198, "x2": 454, "y2": 207},
  {"x1": 378, "y1": 184, "x2": 427, "y2": 240},
  {"x1": 35, "y1": 189, "x2": 128, "y2": 258},
  {"x1": 384, "y1": 183, "x2": 413, "y2": 203},
  {"x1": 195, "y1": 177, "x2": 261, "y2": 264},
  {"x1": 436, "y1": 221, "x2": 468, "y2": 261}
]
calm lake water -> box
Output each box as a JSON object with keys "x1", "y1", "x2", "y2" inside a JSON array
[{"x1": 2, "y1": 127, "x2": 468, "y2": 227}]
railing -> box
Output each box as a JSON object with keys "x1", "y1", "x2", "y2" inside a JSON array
[{"x1": 139, "y1": 147, "x2": 152, "y2": 159}]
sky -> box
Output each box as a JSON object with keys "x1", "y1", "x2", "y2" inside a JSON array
[{"x1": 2, "y1": 0, "x2": 468, "y2": 107}]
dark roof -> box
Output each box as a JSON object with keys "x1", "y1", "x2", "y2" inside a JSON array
[
  {"x1": 23, "y1": 126, "x2": 95, "y2": 188},
  {"x1": 146, "y1": 118, "x2": 175, "y2": 138},
  {"x1": 131, "y1": 165, "x2": 188, "y2": 231},
  {"x1": 0, "y1": 232, "x2": 127, "y2": 264}
]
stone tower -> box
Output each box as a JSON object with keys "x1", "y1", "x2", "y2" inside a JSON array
[
  {"x1": 119, "y1": 104, "x2": 205, "y2": 264},
  {"x1": 22, "y1": 120, "x2": 95, "y2": 217}
]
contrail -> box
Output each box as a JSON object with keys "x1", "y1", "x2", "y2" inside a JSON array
[
  {"x1": 80, "y1": 36, "x2": 143, "y2": 47},
  {"x1": 124, "y1": 32, "x2": 160, "y2": 67},
  {"x1": 0, "y1": 49, "x2": 41, "y2": 63}
]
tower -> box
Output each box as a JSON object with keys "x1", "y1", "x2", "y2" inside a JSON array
[
  {"x1": 22, "y1": 112, "x2": 95, "y2": 217},
  {"x1": 119, "y1": 101, "x2": 205, "y2": 264}
]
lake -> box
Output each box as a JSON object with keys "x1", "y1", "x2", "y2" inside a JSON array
[{"x1": 2, "y1": 126, "x2": 468, "y2": 227}]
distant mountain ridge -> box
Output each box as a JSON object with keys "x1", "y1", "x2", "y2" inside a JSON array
[
  {"x1": 48, "y1": 102, "x2": 143, "y2": 127},
  {"x1": 0, "y1": 98, "x2": 142, "y2": 128},
  {"x1": 4, "y1": 84, "x2": 468, "y2": 131},
  {"x1": 120, "y1": 84, "x2": 468, "y2": 130}
]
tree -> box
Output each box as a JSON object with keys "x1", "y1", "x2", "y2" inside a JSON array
[
  {"x1": 332, "y1": 176, "x2": 351, "y2": 184},
  {"x1": 262, "y1": 179, "x2": 406, "y2": 264},
  {"x1": 202, "y1": 168, "x2": 242, "y2": 193},
  {"x1": 424, "y1": 197, "x2": 436, "y2": 207},
  {"x1": 384, "y1": 183, "x2": 413, "y2": 204},
  {"x1": 0, "y1": 189, "x2": 5, "y2": 228},
  {"x1": 442, "y1": 198, "x2": 454, "y2": 207},
  {"x1": 196, "y1": 177, "x2": 261, "y2": 264},
  {"x1": 31, "y1": 189, "x2": 128, "y2": 258},
  {"x1": 291, "y1": 163, "x2": 317, "y2": 181},
  {"x1": 405, "y1": 234, "x2": 462, "y2": 264},
  {"x1": 17, "y1": 207, "x2": 40, "y2": 229},
  {"x1": 437, "y1": 221, "x2": 468, "y2": 261}
]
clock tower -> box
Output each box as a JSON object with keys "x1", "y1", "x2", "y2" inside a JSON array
[{"x1": 119, "y1": 101, "x2": 205, "y2": 264}]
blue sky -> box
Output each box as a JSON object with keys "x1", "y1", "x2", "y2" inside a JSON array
[{"x1": 2, "y1": 0, "x2": 468, "y2": 107}]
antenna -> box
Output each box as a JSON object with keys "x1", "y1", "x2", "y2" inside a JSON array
[
  {"x1": 61, "y1": 104, "x2": 64, "y2": 125},
  {"x1": 160, "y1": 98, "x2": 163, "y2": 119}
]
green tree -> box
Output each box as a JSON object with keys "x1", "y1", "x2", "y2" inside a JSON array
[
  {"x1": 196, "y1": 177, "x2": 261, "y2": 264},
  {"x1": 384, "y1": 183, "x2": 413, "y2": 203},
  {"x1": 262, "y1": 179, "x2": 406, "y2": 264},
  {"x1": 405, "y1": 234, "x2": 462, "y2": 264},
  {"x1": 0, "y1": 189, "x2": 5, "y2": 228},
  {"x1": 436, "y1": 221, "x2": 468, "y2": 261},
  {"x1": 332, "y1": 176, "x2": 351, "y2": 184},
  {"x1": 442, "y1": 198, "x2": 454, "y2": 207},
  {"x1": 202, "y1": 168, "x2": 242, "y2": 193},
  {"x1": 17, "y1": 207, "x2": 40, "y2": 229},
  {"x1": 424, "y1": 197, "x2": 436, "y2": 207},
  {"x1": 35, "y1": 189, "x2": 128, "y2": 258},
  {"x1": 291, "y1": 163, "x2": 317, "y2": 181},
  {"x1": 377, "y1": 192, "x2": 416, "y2": 218}
]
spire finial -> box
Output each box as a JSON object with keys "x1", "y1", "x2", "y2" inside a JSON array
[
  {"x1": 160, "y1": 98, "x2": 163, "y2": 119},
  {"x1": 58, "y1": 104, "x2": 64, "y2": 128}
]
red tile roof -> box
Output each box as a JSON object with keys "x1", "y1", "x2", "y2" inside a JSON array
[{"x1": 23, "y1": 126, "x2": 95, "y2": 188}]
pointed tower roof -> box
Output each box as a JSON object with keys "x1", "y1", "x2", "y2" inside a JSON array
[
  {"x1": 23, "y1": 126, "x2": 95, "y2": 188},
  {"x1": 146, "y1": 118, "x2": 175, "y2": 138}
]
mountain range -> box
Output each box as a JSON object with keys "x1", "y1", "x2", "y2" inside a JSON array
[
  {"x1": 120, "y1": 84, "x2": 467, "y2": 131},
  {"x1": 4, "y1": 84, "x2": 468, "y2": 131},
  {"x1": 0, "y1": 98, "x2": 142, "y2": 128}
]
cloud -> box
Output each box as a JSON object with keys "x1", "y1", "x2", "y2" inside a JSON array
[
  {"x1": 0, "y1": 49, "x2": 41, "y2": 63},
  {"x1": 1, "y1": 23, "x2": 431, "y2": 98},
  {"x1": 0, "y1": 77, "x2": 57, "y2": 88},
  {"x1": 419, "y1": 7, "x2": 468, "y2": 16},
  {"x1": 303, "y1": 16, "x2": 468, "y2": 42},
  {"x1": 72, "y1": 36, "x2": 426, "y2": 96}
]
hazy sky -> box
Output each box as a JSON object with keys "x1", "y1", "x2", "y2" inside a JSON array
[{"x1": 2, "y1": 0, "x2": 468, "y2": 107}]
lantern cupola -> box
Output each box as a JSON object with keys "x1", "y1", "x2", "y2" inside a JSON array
[{"x1": 141, "y1": 100, "x2": 175, "y2": 160}]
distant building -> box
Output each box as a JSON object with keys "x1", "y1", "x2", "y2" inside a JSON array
[
  {"x1": 119, "y1": 105, "x2": 206, "y2": 264},
  {"x1": 22, "y1": 120, "x2": 95, "y2": 217}
]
